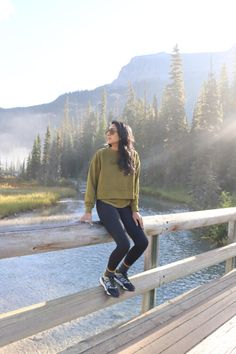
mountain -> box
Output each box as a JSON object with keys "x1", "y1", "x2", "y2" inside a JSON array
[{"x1": 0, "y1": 46, "x2": 235, "y2": 163}]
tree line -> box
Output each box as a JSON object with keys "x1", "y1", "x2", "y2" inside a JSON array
[{"x1": 19, "y1": 45, "x2": 236, "y2": 210}]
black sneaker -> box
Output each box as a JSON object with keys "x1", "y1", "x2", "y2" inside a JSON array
[
  {"x1": 114, "y1": 272, "x2": 135, "y2": 292},
  {"x1": 100, "y1": 275, "x2": 120, "y2": 297}
]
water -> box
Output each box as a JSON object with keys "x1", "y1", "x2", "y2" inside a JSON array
[
  {"x1": 140, "y1": 194, "x2": 225, "y2": 303},
  {"x1": 0, "y1": 195, "x2": 225, "y2": 353}
]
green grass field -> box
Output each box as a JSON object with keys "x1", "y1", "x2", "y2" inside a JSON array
[
  {"x1": 0, "y1": 179, "x2": 77, "y2": 218},
  {"x1": 141, "y1": 186, "x2": 192, "y2": 205}
]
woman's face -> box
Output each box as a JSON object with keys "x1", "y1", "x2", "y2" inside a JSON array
[{"x1": 105, "y1": 123, "x2": 120, "y2": 146}]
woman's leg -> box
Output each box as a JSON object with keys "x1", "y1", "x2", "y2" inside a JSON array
[
  {"x1": 118, "y1": 206, "x2": 149, "y2": 268},
  {"x1": 96, "y1": 200, "x2": 130, "y2": 271}
]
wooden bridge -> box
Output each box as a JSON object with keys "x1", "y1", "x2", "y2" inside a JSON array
[{"x1": 1, "y1": 207, "x2": 236, "y2": 353}]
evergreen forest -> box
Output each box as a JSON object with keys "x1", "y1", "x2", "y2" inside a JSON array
[{"x1": 13, "y1": 45, "x2": 236, "y2": 211}]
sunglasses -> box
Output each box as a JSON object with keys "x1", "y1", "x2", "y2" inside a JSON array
[{"x1": 105, "y1": 127, "x2": 118, "y2": 135}]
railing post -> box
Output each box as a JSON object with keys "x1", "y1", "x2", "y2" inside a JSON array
[
  {"x1": 141, "y1": 234, "x2": 160, "y2": 313},
  {"x1": 225, "y1": 221, "x2": 236, "y2": 273}
]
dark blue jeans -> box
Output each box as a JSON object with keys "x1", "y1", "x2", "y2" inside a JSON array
[{"x1": 96, "y1": 200, "x2": 149, "y2": 271}]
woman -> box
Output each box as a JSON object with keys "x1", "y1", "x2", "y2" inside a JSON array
[{"x1": 80, "y1": 121, "x2": 148, "y2": 298}]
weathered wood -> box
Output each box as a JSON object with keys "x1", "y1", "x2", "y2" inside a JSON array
[
  {"x1": 142, "y1": 234, "x2": 159, "y2": 313},
  {"x1": 126, "y1": 287, "x2": 236, "y2": 354},
  {"x1": 1, "y1": 207, "x2": 236, "y2": 350},
  {"x1": 164, "y1": 207, "x2": 236, "y2": 231},
  {"x1": 2, "y1": 244, "x2": 236, "y2": 348},
  {"x1": 187, "y1": 314, "x2": 236, "y2": 354},
  {"x1": 0, "y1": 221, "x2": 113, "y2": 259},
  {"x1": 152, "y1": 242, "x2": 236, "y2": 287},
  {"x1": 60, "y1": 270, "x2": 236, "y2": 353},
  {"x1": 225, "y1": 220, "x2": 236, "y2": 273},
  {"x1": 0, "y1": 219, "x2": 165, "y2": 259},
  {"x1": 1, "y1": 207, "x2": 236, "y2": 260}
]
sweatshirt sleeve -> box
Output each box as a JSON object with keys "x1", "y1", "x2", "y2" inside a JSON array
[
  {"x1": 84, "y1": 151, "x2": 101, "y2": 213},
  {"x1": 130, "y1": 152, "x2": 140, "y2": 212}
]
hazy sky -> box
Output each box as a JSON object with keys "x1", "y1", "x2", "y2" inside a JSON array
[{"x1": 0, "y1": 0, "x2": 235, "y2": 108}]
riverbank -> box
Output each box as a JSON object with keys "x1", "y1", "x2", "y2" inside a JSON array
[
  {"x1": 0, "y1": 179, "x2": 77, "y2": 218},
  {"x1": 141, "y1": 185, "x2": 236, "y2": 209},
  {"x1": 141, "y1": 186, "x2": 192, "y2": 206},
  {"x1": 1, "y1": 177, "x2": 235, "y2": 219}
]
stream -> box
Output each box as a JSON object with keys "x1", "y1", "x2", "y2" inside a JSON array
[{"x1": 0, "y1": 194, "x2": 225, "y2": 354}]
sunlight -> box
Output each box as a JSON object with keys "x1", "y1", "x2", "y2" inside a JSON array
[
  {"x1": 0, "y1": 0, "x2": 14, "y2": 21},
  {"x1": 218, "y1": 115, "x2": 236, "y2": 142}
]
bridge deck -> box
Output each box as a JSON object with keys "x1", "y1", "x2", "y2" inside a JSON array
[{"x1": 61, "y1": 268, "x2": 236, "y2": 354}]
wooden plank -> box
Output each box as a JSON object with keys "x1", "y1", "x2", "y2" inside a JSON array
[
  {"x1": 147, "y1": 242, "x2": 236, "y2": 287},
  {"x1": 114, "y1": 282, "x2": 236, "y2": 353},
  {"x1": 2, "y1": 245, "x2": 236, "y2": 348},
  {"x1": 60, "y1": 270, "x2": 236, "y2": 353},
  {"x1": 225, "y1": 220, "x2": 236, "y2": 273},
  {"x1": 187, "y1": 314, "x2": 236, "y2": 354},
  {"x1": 142, "y1": 234, "x2": 159, "y2": 312},
  {"x1": 0, "y1": 221, "x2": 113, "y2": 259},
  {"x1": 144, "y1": 207, "x2": 236, "y2": 234},
  {"x1": 167, "y1": 207, "x2": 236, "y2": 230},
  {"x1": 154, "y1": 296, "x2": 236, "y2": 354},
  {"x1": 0, "y1": 218, "x2": 164, "y2": 260},
  {"x1": 1, "y1": 207, "x2": 236, "y2": 260},
  {"x1": 2, "y1": 207, "x2": 236, "y2": 234}
]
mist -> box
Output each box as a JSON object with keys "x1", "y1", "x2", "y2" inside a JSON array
[{"x1": 0, "y1": 112, "x2": 58, "y2": 165}]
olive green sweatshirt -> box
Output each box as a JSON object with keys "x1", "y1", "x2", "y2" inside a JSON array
[{"x1": 84, "y1": 147, "x2": 140, "y2": 213}]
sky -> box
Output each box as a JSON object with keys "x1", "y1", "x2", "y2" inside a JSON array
[{"x1": 0, "y1": 0, "x2": 235, "y2": 108}]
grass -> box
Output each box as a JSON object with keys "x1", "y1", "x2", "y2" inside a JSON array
[
  {"x1": 0, "y1": 179, "x2": 77, "y2": 218},
  {"x1": 232, "y1": 193, "x2": 236, "y2": 206},
  {"x1": 141, "y1": 186, "x2": 192, "y2": 205},
  {"x1": 141, "y1": 185, "x2": 236, "y2": 214}
]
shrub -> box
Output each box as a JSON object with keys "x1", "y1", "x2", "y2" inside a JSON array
[{"x1": 203, "y1": 191, "x2": 233, "y2": 246}]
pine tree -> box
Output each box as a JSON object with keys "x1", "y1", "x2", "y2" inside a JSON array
[
  {"x1": 219, "y1": 64, "x2": 230, "y2": 120},
  {"x1": 217, "y1": 65, "x2": 233, "y2": 188},
  {"x1": 190, "y1": 151, "x2": 220, "y2": 209},
  {"x1": 19, "y1": 160, "x2": 26, "y2": 179},
  {"x1": 123, "y1": 82, "x2": 137, "y2": 129},
  {"x1": 142, "y1": 95, "x2": 161, "y2": 184},
  {"x1": 230, "y1": 51, "x2": 236, "y2": 114},
  {"x1": 71, "y1": 116, "x2": 82, "y2": 177},
  {"x1": 123, "y1": 83, "x2": 146, "y2": 153},
  {"x1": 60, "y1": 97, "x2": 74, "y2": 178},
  {"x1": 48, "y1": 130, "x2": 62, "y2": 183},
  {"x1": 30, "y1": 135, "x2": 41, "y2": 180},
  {"x1": 191, "y1": 88, "x2": 205, "y2": 133},
  {"x1": 41, "y1": 126, "x2": 51, "y2": 184},
  {"x1": 190, "y1": 72, "x2": 223, "y2": 207},
  {"x1": 201, "y1": 73, "x2": 223, "y2": 132},
  {"x1": 26, "y1": 154, "x2": 32, "y2": 180},
  {"x1": 81, "y1": 105, "x2": 98, "y2": 172},
  {"x1": 225, "y1": 52, "x2": 236, "y2": 191},
  {"x1": 152, "y1": 95, "x2": 158, "y2": 121},
  {"x1": 168, "y1": 44, "x2": 188, "y2": 137},
  {"x1": 159, "y1": 45, "x2": 188, "y2": 186},
  {"x1": 94, "y1": 89, "x2": 107, "y2": 150},
  {"x1": 107, "y1": 111, "x2": 114, "y2": 124}
]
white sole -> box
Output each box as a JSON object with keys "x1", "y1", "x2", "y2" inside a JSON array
[
  {"x1": 99, "y1": 277, "x2": 121, "y2": 298},
  {"x1": 99, "y1": 277, "x2": 111, "y2": 295}
]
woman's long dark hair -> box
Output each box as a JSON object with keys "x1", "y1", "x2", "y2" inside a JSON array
[{"x1": 110, "y1": 120, "x2": 136, "y2": 175}]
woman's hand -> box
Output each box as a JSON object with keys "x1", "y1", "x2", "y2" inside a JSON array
[
  {"x1": 132, "y1": 211, "x2": 144, "y2": 229},
  {"x1": 80, "y1": 212, "x2": 92, "y2": 223}
]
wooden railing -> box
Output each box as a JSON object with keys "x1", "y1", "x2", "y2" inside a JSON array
[{"x1": 0, "y1": 207, "x2": 236, "y2": 348}]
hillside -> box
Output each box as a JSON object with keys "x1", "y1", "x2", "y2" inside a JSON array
[{"x1": 0, "y1": 46, "x2": 235, "y2": 163}]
